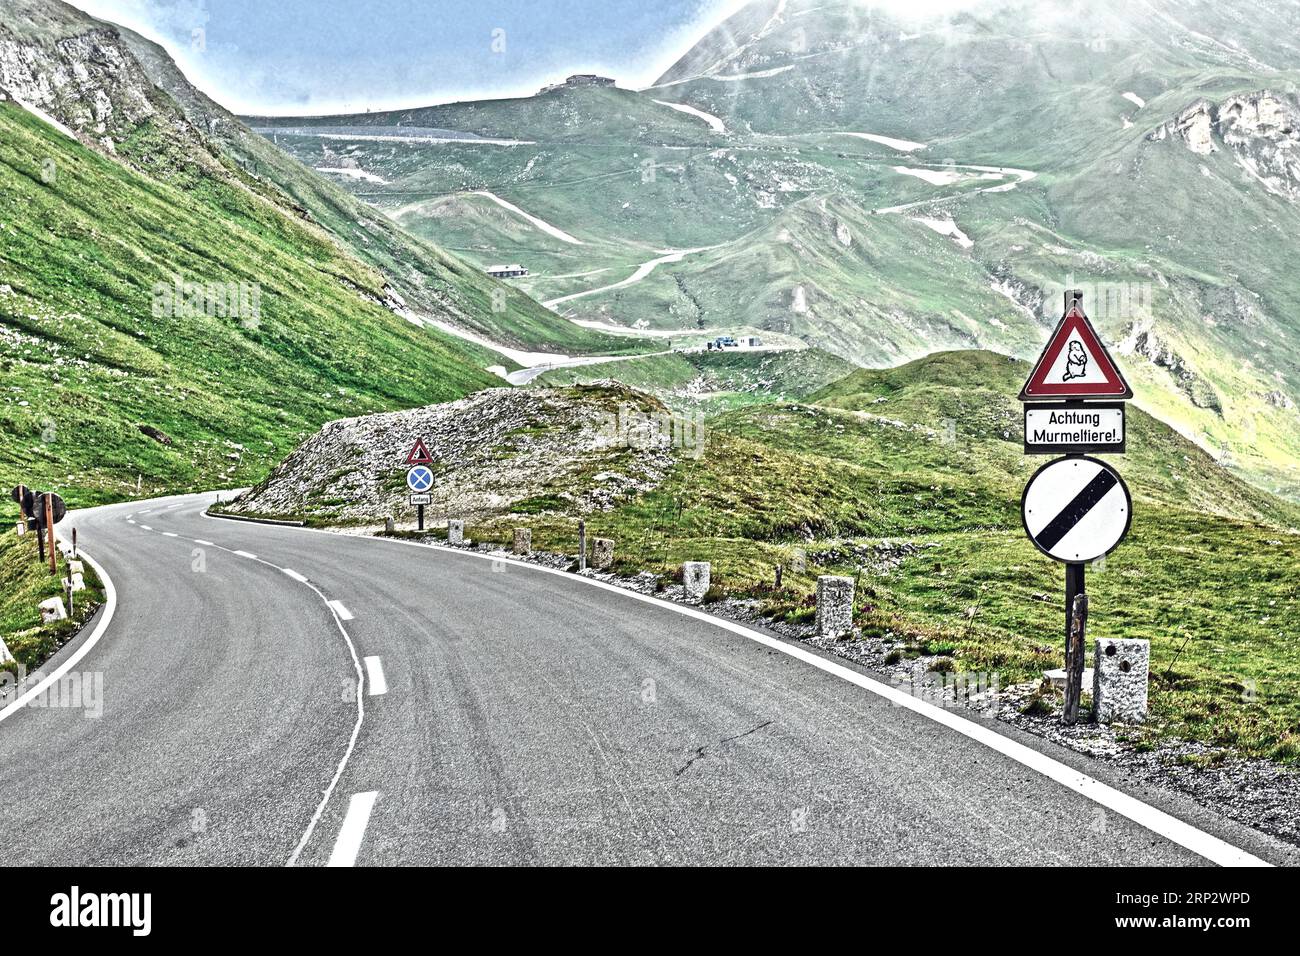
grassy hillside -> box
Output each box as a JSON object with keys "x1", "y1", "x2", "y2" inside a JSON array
[
  {"x1": 535, "y1": 347, "x2": 856, "y2": 413},
  {"x1": 464, "y1": 351, "x2": 1300, "y2": 761},
  {"x1": 0, "y1": 101, "x2": 497, "y2": 504},
  {"x1": 0, "y1": 530, "x2": 104, "y2": 676}
]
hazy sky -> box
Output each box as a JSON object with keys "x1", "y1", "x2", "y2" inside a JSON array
[{"x1": 69, "y1": 0, "x2": 751, "y2": 115}]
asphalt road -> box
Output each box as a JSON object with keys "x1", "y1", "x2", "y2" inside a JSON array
[{"x1": 0, "y1": 493, "x2": 1293, "y2": 866}]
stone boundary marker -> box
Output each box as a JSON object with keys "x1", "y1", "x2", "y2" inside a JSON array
[
  {"x1": 815, "y1": 575, "x2": 855, "y2": 638},
  {"x1": 683, "y1": 562, "x2": 711, "y2": 601},
  {"x1": 513, "y1": 528, "x2": 532, "y2": 556},
  {"x1": 448, "y1": 520, "x2": 464, "y2": 546},
  {"x1": 592, "y1": 537, "x2": 614, "y2": 570},
  {"x1": 39, "y1": 597, "x2": 67, "y2": 623},
  {"x1": 1093, "y1": 638, "x2": 1149, "y2": 723}
]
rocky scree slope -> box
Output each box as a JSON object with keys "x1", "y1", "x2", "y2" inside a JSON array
[{"x1": 225, "y1": 386, "x2": 678, "y2": 525}]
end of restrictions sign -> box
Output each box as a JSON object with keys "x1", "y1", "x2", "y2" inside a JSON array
[{"x1": 1024, "y1": 401, "x2": 1125, "y2": 455}]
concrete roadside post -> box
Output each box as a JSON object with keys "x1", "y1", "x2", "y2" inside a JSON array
[
  {"x1": 683, "y1": 561, "x2": 711, "y2": 601},
  {"x1": 592, "y1": 537, "x2": 614, "y2": 570},
  {"x1": 448, "y1": 519, "x2": 464, "y2": 546},
  {"x1": 1092, "y1": 638, "x2": 1149, "y2": 723},
  {"x1": 513, "y1": 527, "x2": 532, "y2": 556},
  {"x1": 38, "y1": 596, "x2": 67, "y2": 623},
  {"x1": 578, "y1": 519, "x2": 587, "y2": 572},
  {"x1": 815, "y1": 575, "x2": 855, "y2": 638},
  {"x1": 385, "y1": 517, "x2": 395, "y2": 534}
]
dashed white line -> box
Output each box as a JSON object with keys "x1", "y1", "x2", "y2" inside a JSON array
[
  {"x1": 282, "y1": 568, "x2": 309, "y2": 583},
  {"x1": 194, "y1": 539, "x2": 214, "y2": 546},
  {"x1": 327, "y1": 791, "x2": 378, "y2": 867},
  {"x1": 327, "y1": 600, "x2": 355, "y2": 621},
  {"x1": 232, "y1": 550, "x2": 257, "y2": 559},
  {"x1": 140, "y1": 525, "x2": 152, "y2": 531},
  {"x1": 364, "y1": 656, "x2": 387, "y2": 696},
  {"x1": 161, "y1": 532, "x2": 178, "y2": 538},
  {"x1": 127, "y1": 519, "x2": 136, "y2": 524}
]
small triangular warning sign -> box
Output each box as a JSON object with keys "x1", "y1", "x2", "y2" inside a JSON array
[
  {"x1": 1019, "y1": 302, "x2": 1132, "y2": 401},
  {"x1": 404, "y1": 438, "x2": 434, "y2": 465}
]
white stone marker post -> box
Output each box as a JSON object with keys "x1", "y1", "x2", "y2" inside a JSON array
[
  {"x1": 683, "y1": 562, "x2": 711, "y2": 601},
  {"x1": 815, "y1": 575, "x2": 855, "y2": 638},
  {"x1": 1092, "y1": 638, "x2": 1149, "y2": 723},
  {"x1": 513, "y1": 528, "x2": 532, "y2": 556},
  {"x1": 448, "y1": 520, "x2": 464, "y2": 546}
]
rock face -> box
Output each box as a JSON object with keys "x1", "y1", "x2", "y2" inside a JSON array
[
  {"x1": 0, "y1": 0, "x2": 222, "y2": 171},
  {"x1": 1151, "y1": 90, "x2": 1300, "y2": 198},
  {"x1": 227, "y1": 385, "x2": 677, "y2": 526},
  {"x1": 1119, "y1": 320, "x2": 1222, "y2": 413}
]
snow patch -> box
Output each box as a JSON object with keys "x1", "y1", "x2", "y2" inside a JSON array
[
  {"x1": 838, "y1": 132, "x2": 927, "y2": 152},
  {"x1": 316, "y1": 166, "x2": 388, "y2": 184},
  {"x1": 653, "y1": 100, "x2": 725, "y2": 133},
  {"x1": 470, "y1": 190, "x2": 584, "y2": 245},
  {"x1": 892, "y1": 166, "x2": 965, "y2": 186},
  {"x1": 914, "y1": 217, "x2": 973, "y2": 249}
]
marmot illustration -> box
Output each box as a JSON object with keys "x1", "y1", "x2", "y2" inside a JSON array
[{"x1": 1062, "y1": 340, "x2": 1088, "y2": 381}]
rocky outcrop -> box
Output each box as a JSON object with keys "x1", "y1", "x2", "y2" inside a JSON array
[
  {"x1": 226, "y1": 386, "x2": 680, "y2": 525},
  {"x1": 1149, "y1": 99, "x2": 1217, "y2": 155},
  {"x1": 1150, "y1": 90, "x2": 1300, "y2": 198},
  {"x1": 1119, "y1": 320, "x2": 1222, "y2": 413}
]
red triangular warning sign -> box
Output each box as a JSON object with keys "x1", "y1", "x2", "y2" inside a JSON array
[
  {"x1": 1019, "y1": 304, "x2": 1132, "y2": 400},
  {"x1": 404, "y1": 438, "x2": 433, "y2": 465}
]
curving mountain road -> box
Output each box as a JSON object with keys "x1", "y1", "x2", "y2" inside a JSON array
[{"x1": 0, "y1": 493, "x2": 1292, "y2": 866}]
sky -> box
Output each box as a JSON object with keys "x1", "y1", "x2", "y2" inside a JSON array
[{"x1": 69, "y1": 0, "x2": 753, "y2": 115}]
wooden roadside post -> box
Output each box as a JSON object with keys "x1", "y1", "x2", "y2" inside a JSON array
[
  {"x1": 578, "y1": 519, "x2": 587, "y2": 572},
  {"x1": 1063, "y1": 593, "x2": 1089, "y2": 724},
  {"x1": 45, "y1": 493, "x2": 56, "y2": 574},
  {"x1": 775, "y1": 564, "x2": 783, "y2": 589}
]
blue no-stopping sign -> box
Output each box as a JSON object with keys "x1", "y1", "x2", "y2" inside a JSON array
[{"x1": 406, "y1": 465, "x2": 434, "y2": 493}]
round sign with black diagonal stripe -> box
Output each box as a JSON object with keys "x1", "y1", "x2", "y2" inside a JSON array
[{"x1": 1021, "y1": 456, "x2": 1132, "y2": 563}]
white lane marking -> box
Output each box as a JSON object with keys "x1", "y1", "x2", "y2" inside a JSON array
[
  {"x1": 272, "y1": 528, "x2": 1272, "y2": 868},
  {"x1": 194, "y1": 539, "x2": 214, "y2": 546},
  {"x1": 0, "y1": 534, "x2": 117, "y2": 725},
  {"x1": 127, "y1": 519, "x2": 136, "y2": 524},
  {"x1": 327, "y1": 600, "x2": 355, "y2": 621},
  {"x1": 282, "y1": 568, "x2": 309, "y2": 583},
  {"x1": 140, "y1": 525, "x2": 152, "y2": 531},
  {"x1": 232, "y1": 550, "x2": 257, "y2": 559},
  {"x1": 161, "y1": 532, "x2": 178, "y2": 538},
  {"x1": 327, "y1": 791, "x2": 378, "y2": 867},
  {"x1": 195, "y1": 505, "x2": 1275, "y2": 867},
  {"x1": 363, "y1": 656, "x2": 387, "y2": 696}
]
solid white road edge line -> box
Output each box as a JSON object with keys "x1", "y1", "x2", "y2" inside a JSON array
[
  {"x1": 191, "y1": 504, "x2": 1272, "y2": 866},
  {"x1": 327, "y1": 791, "x2": 378, "y2": 867},
  {"x1": 277, "y1": 526, "x2": 1272, "y2": 868},
  {"x1": 363, "y1": 656, "x2": 387, "y2": 696},
  {"x1": 0, "y1": 533, "x2": 117, "y2": 725},
  {"x1": 232, "y1": 550, "x2": 257, "y2": 559}
]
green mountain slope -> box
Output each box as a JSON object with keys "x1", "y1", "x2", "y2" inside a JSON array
[
  {"x1": 261, "y1": 0, "x2": 1300, "y2": 501},
  {"x1": 0, "y1": 97, "x2": 495, "y2": 503},
  {"x1": 0, "y1": 0, "x2": 635, "y2": 358}
]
